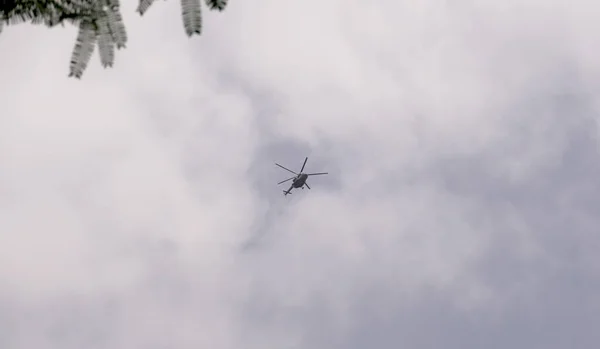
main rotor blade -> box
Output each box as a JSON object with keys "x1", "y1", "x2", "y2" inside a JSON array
[
  {"x1": 277, "y1": 177, "x2": 295, "y2": 185},
  {"x1": 306, "y1": 172, "x2": 328, "y2": 176},
  {"x1": 275, "y1": 163, "x2": 298, "y2": 175},
  {"x1": 300, "y1": 157, "x2": 308, "y2": 173}
]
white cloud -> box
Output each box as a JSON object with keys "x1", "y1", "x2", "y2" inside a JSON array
[{"x1": 1, "y1": 0, "x2": 600, "y2": 348}]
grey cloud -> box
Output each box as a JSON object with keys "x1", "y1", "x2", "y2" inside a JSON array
[{"x1": 2, "y1": 1, "x2": 600, "y2": 348}]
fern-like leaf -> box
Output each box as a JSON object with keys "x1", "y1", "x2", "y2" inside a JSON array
[
  {"x1": 137, "y1": 0, "x2": 156, "y2": 15},
  {"x1": 205, "y1": 0, "x2": 227, "y2": 11},
  {"x1": 0, "y1": 0, "x2": 18, "y2": 16},
  {"x1": 7, "y1": 13, "x2": 30, "y2": 25},
  {"x1": 96, "y1": 15, "x2": 114, "y2": 67},
  {"x1": 69, "y1": 19, "x2": 97, "y2": 78},
  {"x1": 105, "y1": 5, "x2": 126, "y2": 48},
  {"x1": 182, "y1": 0, "x2": 201, "y2": 36},
  {"x1": 106, "y1": 0, "x2": 120, "y2": 8},
  {"x1": 31, "y1": 11, "x2": 45, "y2": 25}
]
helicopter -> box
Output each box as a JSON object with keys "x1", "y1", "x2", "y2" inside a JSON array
[{"x1": 276, "y1": 157, "x2": 328, "y2": 196}]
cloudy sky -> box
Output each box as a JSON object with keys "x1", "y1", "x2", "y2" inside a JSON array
[{"x1": 1, "y1": 0, "x2": 600, "y2": 348}]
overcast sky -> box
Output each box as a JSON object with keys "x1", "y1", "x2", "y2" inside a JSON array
[{"x1": 1, "y1": 0, "x2": 600, "y2": 348}]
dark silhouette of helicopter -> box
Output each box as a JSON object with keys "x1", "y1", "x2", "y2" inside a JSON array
[{"x1": 276, "y1": 157, "x2": 328, "y2": 196}]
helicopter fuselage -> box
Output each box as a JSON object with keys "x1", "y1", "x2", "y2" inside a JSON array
[{"x1": 292, "y1": 174, "x2": 308, "y2": 188}]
